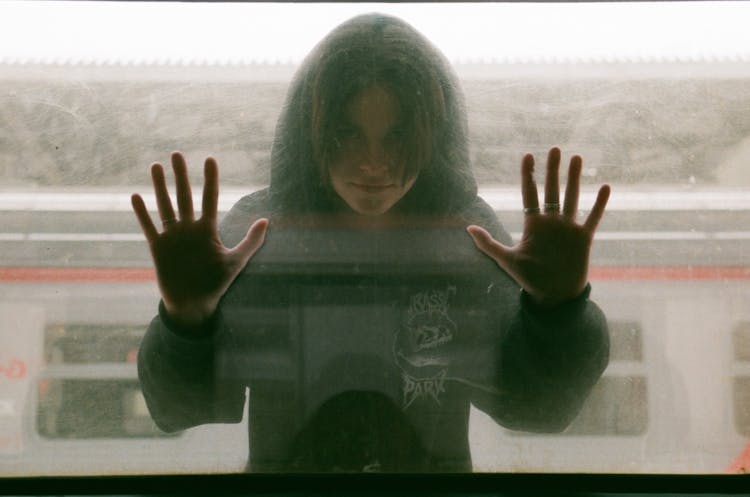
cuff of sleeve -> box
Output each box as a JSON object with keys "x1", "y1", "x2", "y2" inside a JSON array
[
  {"x1": 158, "y1": 300, "x2": 221, "y2": 341},
  {"x1": 520, "y1": 283, "x2": 592, "y2": 318}
]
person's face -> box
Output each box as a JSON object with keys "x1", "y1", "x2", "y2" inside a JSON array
[{"x1": 328, "y1": 85, "x2": 417, "y2": 216}]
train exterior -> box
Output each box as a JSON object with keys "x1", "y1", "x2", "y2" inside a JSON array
[
  {"x1": 1, "y1": 189, "x2": 749, "y2": 475},
  {"x1": 1, "y1": 12, "x2": 750, "y2": 474}
]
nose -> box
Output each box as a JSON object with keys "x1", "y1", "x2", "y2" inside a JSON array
[{"x1": 358, "y1": 144, "x2": 390, "y2": 176}]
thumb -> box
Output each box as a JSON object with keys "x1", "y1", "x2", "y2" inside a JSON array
[
  {"x1": 231, "y1": 218, "x2": 269, "y2": 264},
  {"x1": 466, "y1": 225, "x2": 512, "y2": 270}
]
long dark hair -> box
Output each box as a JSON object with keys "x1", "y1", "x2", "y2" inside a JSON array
[{"x1": 268, "y1": 13, "x2": 477, "y2": 216}]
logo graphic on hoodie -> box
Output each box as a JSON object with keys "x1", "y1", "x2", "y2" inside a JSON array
[{"x1": 393, "y1": 286, "x2": 457, "y2": 408}]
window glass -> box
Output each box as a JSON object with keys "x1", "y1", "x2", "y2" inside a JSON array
[{"x1": 1, "y1": 0, "x2": 750, "y2": 476}]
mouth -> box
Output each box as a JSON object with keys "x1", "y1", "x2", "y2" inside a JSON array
[{"x1": 350, "y1": 183, "x2": 394, "y2": 193}]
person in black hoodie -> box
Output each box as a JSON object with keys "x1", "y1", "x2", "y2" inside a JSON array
[{"x1": 132, "y1": 13, "x2": 611, "y2": 472}]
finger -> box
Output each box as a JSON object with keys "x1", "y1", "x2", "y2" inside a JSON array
[
  {"x1": 151, "y1": 163, "x2": 177, "y2": 227},
  {"x1": 202, "y1": 157, "x2": 219, "y2": 226},
  {"x1": 131, "y1": 193, "x2": 158, "y2": 242},
  {"x1": 583, "y1": 184, "x2": 611, "y2": 234},
  {"x1": 521, "y1": 154, "x2": 540, "y2": 214},
  {"x1": 231, "y1": 218, "x2": 269, "y2": 264},
  {"x1": 543, "y1": 147, "x2": 561, "y2": 214},
  {"x1": 563, "y1": 155, "x2": 582, "y2": 220},
  {"x1": 172, "y1": 151, "x2": 194, "y2": 222},
  {"x1": 466, "y1": 225, "x2": 512, "y2": 270}
]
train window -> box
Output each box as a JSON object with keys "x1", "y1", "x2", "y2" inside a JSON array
[
  {"x1": 733, "y1": 322, "x2": 750, "y2": 362},
  {"x1": 45, "y1": 324, "x2": 143, "y2": 364},
  {"x1": 36, "y1": 379, "x2": 175, "y2": 439},
  {"x1": 734, "y1": 378, "x2": 750, "y2": 437},
  {"x1": 607, "y1": 320, "x2": 643, "y2": 362},
  {"x1": 733, "y1": 322, "x2": 750, "y2": 437},
  {"x1": 563, "y1": 377, "x2": 648, "y2": 436},
  {"x1": 37, "y1": 324, "x2": 173, "y2": 439},
  {"x1": 504, "y1": 320, "x2": 647, "y2": 436},
  {"x1": 564, "y1": 320, "x2": 647, "y2": 436},
  {"x1": 1, "y1": 0, "x2": 750, "y2": 480}
]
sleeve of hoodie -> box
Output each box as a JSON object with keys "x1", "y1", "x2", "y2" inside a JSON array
[
  {"x1": 460, "y1": 196, "x2": 610, "y2": 433},
  {"x1": 137, "y1": 190, "x2": 270, "y2": 433}
]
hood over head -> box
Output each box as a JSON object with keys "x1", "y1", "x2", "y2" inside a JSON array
[{"x1": 268, "y1": 13, "x2": 477, "y2": 216}]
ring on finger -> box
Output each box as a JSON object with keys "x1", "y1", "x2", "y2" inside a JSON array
[
  {"x1": 523, "y1": 206, "x2": 541, "y2": 215},
  {"x1": 543, "y1": 202, "x2": 561, "y2": 213},
  {"x1": 162, "y1": 217, "x2": 178, "y2": 226}
]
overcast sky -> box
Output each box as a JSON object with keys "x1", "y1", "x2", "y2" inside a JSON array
[{"x1": 1, "y1": 2, "x2": 749, "y2": 64}]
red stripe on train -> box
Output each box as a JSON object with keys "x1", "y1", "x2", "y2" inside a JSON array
[
  {"x1": 590, "y1": 266, "x2": 750, "y2": 280},
  {"x1": 0, "y1": 267, "x2": 155, "y2": 282},
  {"x1": 2, "y1": 266, "x2": 750, "y2": 281}
]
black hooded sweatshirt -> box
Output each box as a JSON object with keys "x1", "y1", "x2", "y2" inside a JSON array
[{"x1": 137, "y1": 13, "x2": 609, "y2": 473}]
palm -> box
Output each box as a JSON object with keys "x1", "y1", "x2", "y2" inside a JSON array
[
  {"x1": 131, "y1": 152, "x2": 268, "y2": 329},
  {"x1": 148, "y1": 220, "x2": 244, "y2": 318},
  {"x1": 468, "y1": 148, "x2": 610, "y2": 308}
]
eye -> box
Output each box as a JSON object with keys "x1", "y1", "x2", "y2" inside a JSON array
[
  {"x1": 334, "y1": 126, "x2": 362, "y2": 147},
  {"x1": 385, "y1": 127, "x2": 406, "y2": 151},
  {"x1": 387, "y1": 126, "x2": 405, "y2": 142}
]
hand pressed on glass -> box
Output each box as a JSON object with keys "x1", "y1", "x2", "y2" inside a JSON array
[
  {"x1": 131, "y1": 152, "x2": 268, "y2": 331},
  {"x1": 467, "y1": 147, "x2": 610, "y2": 308}
]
